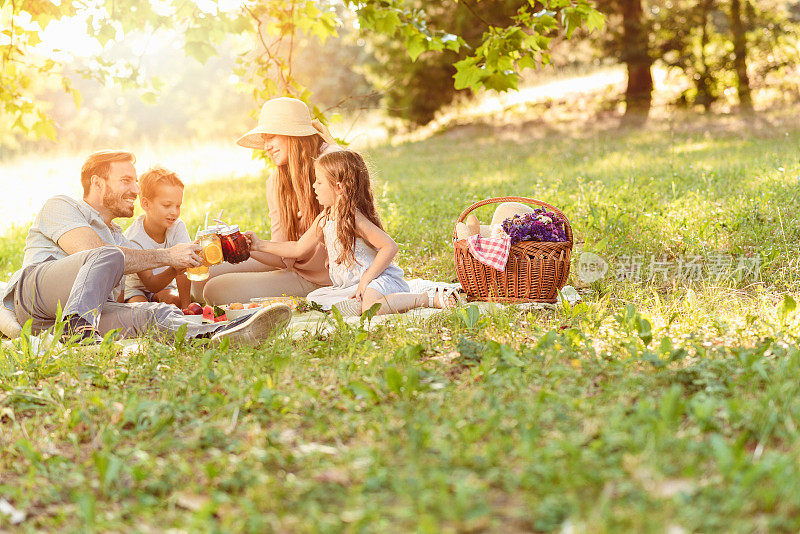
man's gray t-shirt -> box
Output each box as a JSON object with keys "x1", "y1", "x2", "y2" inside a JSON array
[{"x1": 2, "y1": 195, "x2": 133, "y2": 311}]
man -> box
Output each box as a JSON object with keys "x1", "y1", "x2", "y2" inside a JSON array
[{"x1": 0, "y1": 150, "x2": 290, "y2": 344}]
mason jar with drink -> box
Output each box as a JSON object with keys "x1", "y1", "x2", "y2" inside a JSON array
[
  {"x1": 186, "y1": 226, "x2": 224, "y2": 281},
  {"x1": 186, "y1": 221, "x2": 252, "y2": 282},
  {"x1": 219, "y1": 224, "x2": 251, "y2": 264}
]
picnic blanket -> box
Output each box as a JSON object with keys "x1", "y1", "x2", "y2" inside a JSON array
[{"x1": 0, "y1": 278, "x2": 580, "y2": 346}]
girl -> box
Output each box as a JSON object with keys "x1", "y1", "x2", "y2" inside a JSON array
[{"x1": 246, "y1": 150, "x2": 460, "y2": 316}]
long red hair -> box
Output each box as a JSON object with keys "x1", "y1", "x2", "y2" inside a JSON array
[
  {"x1": 316, "y1": 150, "x2": 384, "y2": 267},
  {"x1": 274, "y1": 134, "x2": 325, "y2": 240}
]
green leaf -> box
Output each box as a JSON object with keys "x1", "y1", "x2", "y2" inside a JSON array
[
  {"x1": 457, "y1": 305, "x2": 482, "y2": 331},
  {"x1": 406, "y1": 33, "x2": 427, "y2": 62},
  {"x1": 442, "y1": 33, "x2": 461, "y2": 52},
  {"x1": 456, "y1": 336, "x2": 484, "y2": 366},
  {"x1": 393, "y1": 343, "x2": 425, "y2": 362},
  {"x1": 499, "y1": 344, "x2": 523, "y2": 367},
  {"x1": 636, "y1": 316, "x2": 652, "y2": 346},
  {"x1": 185, "y1": 41, "x2": 217, "y2": 64},
  {"x1": 778, "y1": 295, "x2": 796, "y2": 325},
  {"x1": 310, "y1": 18, "x2": 337, "y2": 41},
  {"x1": 96, "y1": 23, "x2": 116, "y2": 47},
  {"x1": 453, "y1": 62, "x2": 485, "y2": 91},
  {"x1": 360, "y1": 303, "x2": 381, "y2": 327},
  {"x1": 586, "y1": 9, "x2": 605, "y2": 32},
  {"x1": 658, "y1": 385, "x2": 685, "y2": 430},
  {"x1": 141, "y1": 91, "x2": 158, "y2": 105},
  {"x1": 25, "y1": 30, "x2": 41, "y2": 47},
  {"x1": 375, "y1": 10, "x2": 400, "y2": 35},
  {"x1": 518, "y1": 55, "x2": 537, "y2": 70},
  {"x1": 346, "y1": 380, "x2": 378, "y2": 402},
  {"x1": 173, "y1": 324, "x2": 188, "y2": 348},
  {"x1": 32, "y1": 118, "x2": 57, "y2": 140},
  {"x1": 533, "y1": 330, "x2": 557, "y2": 352},
  {"x1": 482, "y1": 71, "x2": 518, "y2": 92},
  {"x1": 562, "y1": 9, "x2": 584, "y2": 39},
  {"x1": 329, "y1": 306, "x2": 349, "y2": 330},
  {"x1": 385, "y1": 366, "x2": 402, "y2": 394}
]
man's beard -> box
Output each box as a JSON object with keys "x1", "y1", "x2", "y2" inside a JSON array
[{"x1": 103, "y1": 189, "x2": 135, "y2": 218}]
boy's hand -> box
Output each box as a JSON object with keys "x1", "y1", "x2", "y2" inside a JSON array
[{"x1": 167, "y1": 242, "x2": 203, "y2": 269}]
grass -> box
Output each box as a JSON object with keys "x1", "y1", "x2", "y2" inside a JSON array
[{"x1": 3, "y1": 109, "x2": 800, "y2": 531}]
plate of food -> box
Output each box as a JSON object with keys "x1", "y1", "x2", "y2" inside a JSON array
[
  {"x1": 181, "y1": 303, "x2": 232, "y2": 323},
  {"x1": 223, "y1": 302, "x2": 262, "y2": 320},
  {"x1": 246, "y1": 296, "x2": 303, "y2": 311}
]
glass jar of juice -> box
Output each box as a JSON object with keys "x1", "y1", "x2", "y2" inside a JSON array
[
  {"x1": 186, "y1": 228, "x2": 224, "y2": 281},
  {"x1": 219, "y1": 225, "x2": 250, "y2": 264}
]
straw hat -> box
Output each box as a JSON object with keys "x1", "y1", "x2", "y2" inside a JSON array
[
  {"x1": 236, "y1": 97, "x2": 337, "y2": 149},
  {"x1": 455, "y1": 202, "x2": 538, "y2": 240},
  {"x1": 490, "y1": 201, "x2": 535, "y2": 226}
]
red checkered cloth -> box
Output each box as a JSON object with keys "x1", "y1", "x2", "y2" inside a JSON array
[{"x1": 465, "y1": 226, "x2": 511, "y2": 271}]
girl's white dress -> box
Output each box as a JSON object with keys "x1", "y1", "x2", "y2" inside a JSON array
[{"x1": 306, "y1": 217, "x2": 410, "y2": 309}]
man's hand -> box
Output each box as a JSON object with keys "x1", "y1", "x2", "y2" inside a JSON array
[{"x1": 167, "y1": 242, "x2": 203, "y2": 269}]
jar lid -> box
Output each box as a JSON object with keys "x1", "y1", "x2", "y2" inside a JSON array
[
  {"x1": 197, "y1": 225, "x2": 224, "y2": 238},
  {"x1": 219, "y1": 224, "x2": 240, "y2": 235}
]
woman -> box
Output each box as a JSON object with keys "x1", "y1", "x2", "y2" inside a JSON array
[{"x1": 198, "y1": 97, "x2": 338, "y2": 305}]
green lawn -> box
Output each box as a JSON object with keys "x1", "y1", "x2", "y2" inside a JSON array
[{"x1": 3, "y1": 111, "x2": 800, "y2": 531}]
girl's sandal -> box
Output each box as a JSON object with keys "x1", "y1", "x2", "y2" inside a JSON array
[
  {"x1": 332, "y1": 299, "x2": 362, "y2": 317},
  {"x1": 427, "y1": 287, "x2": 464, "y2": 310}
]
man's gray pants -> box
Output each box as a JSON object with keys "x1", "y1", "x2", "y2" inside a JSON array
[{"x1": 13, "y1": 246, "x2": 220, "y2": 338}]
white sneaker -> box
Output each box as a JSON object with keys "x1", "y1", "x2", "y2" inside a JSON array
[
  {"x1": 211, "y1": 303, "x2": 291, "y2": 346},
  {"x1": 0, "y1": 305, "x2": 21, "y2": 338}
]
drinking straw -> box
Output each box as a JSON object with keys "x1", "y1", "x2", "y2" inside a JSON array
[
  {"x1": 204, "y1": 212, "x2": 209, "y2": 229},
  {"x1": 218, "y1": 209, "x2": 224, "y2": 222},
  {"x1": 195, "y1": 225, "x2": 202, "y2": 240}
]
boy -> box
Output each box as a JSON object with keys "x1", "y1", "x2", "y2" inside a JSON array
[{"x1": 123, "y1": 166, "x2": 192, "y2": 308}]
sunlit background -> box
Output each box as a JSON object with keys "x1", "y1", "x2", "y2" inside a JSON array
[{"x1": 2, "y1": 1, "x2": 799, "y2": 231}]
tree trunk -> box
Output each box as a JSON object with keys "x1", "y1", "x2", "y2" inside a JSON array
[
  {"x1": 730, "y1": 0, "x2": 754, "y2": 114},
  {"x1": 695, "y1": 0, "x2": 714, "y2": 111},
  {"x1": 620, "y1": 0, "x2": 653, "y2": 126}
]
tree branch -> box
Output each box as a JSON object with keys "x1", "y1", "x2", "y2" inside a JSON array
[
  {"x1": 242, "y1": 2, "x2": 289, "y2": 89},
  {"x1": 5, "y1": 0, "x2": 17, "y2": 64},
  {"x1": 458, "y1": 0, "x2": 493, "y2": 27},
  {"x1": 287, "y1": 0, "x2": 295, "y2": 81}
]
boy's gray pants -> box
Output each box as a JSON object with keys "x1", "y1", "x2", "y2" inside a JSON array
[{"x1": 12, "y1": 246, "x2": 220, "y2": 338}]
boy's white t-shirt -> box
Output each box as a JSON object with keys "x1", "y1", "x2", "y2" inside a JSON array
[{"x1": 123, "y1": 216, "x2": 192, "y2": 294}]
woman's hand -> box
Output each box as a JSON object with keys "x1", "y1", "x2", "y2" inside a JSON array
[{"x1": 244, "y1": 231, "x2": 264, "y2": 252}]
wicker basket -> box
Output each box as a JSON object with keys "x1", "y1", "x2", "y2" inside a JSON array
[{"x1": 453, "y1": 196, "x2": 573, "y2": 303}]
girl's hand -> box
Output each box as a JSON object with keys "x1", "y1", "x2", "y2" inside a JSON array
[
  {"x1": 244, "y1": 231, "x2": 263, "y2": 251},
  {"x1": 354, "y1": 280, "x2": 369, "y2": 301}
]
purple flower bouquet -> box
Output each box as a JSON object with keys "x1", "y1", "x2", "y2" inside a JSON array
[{"x1": 501, "y1": 209, "x2": 568, "y2": 245}]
